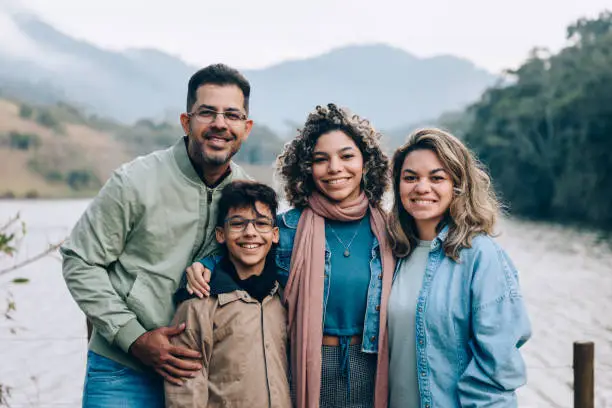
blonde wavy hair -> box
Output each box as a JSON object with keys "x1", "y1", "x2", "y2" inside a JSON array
[
  {"x1": 276, "y1": 103, "x2": 389, "y2": 208},
  {"x1": 388, "y1": 128, "x2": 500, "y2": 261}
]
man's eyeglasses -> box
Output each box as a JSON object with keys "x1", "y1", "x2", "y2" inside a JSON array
[
  {"x1": 224, "y1": 216, "x2": 275, "y2": 233},
  {"x1": 187, "y1": 109, "x2": 247, "y2": 124}
]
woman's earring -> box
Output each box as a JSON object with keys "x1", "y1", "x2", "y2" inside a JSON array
[{"x1": 453, "y1": 187, "x2": 463, "y2": 195}]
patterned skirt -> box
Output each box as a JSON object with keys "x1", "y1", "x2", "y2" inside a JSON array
[{"x1": 319, "y1": 344, "x2": 377, "y2": 408}]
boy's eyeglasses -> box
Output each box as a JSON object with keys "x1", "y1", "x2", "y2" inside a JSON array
[{"x1": 224, "y1": 216, "x2": 275, "y2": 233}]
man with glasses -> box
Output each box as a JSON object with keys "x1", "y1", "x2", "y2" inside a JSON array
[
  {"x1": 61, "y1": 64, "x2": 253, "y2": 407},
  {"x1": 166, "y1": 180, "x2": 291, "y2": 408}
]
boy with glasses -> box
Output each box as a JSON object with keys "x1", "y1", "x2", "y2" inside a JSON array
[{"x1": 165, "y1": 181, "x2": 291, "y2": 408}]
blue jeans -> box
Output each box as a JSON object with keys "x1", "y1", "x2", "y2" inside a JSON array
[{"x1": 83, "y1": 351, "x2": 164, "y2": 408}]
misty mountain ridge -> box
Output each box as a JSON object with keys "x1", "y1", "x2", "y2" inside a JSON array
[{"x1": 0, "y1": 11, "x2": 497, "y2": 132}]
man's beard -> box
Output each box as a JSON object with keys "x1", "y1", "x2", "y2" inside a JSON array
[
  {"x1": 190, "y1": 127, "x2": 240, "y2": 166},
  {"x1": 201, "y1": 148, "x2": 233, "y2": 166}
]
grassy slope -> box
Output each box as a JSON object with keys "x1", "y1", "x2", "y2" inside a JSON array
[{"x1": 0, "y1": 99, "x2": 275, "y2": 197}]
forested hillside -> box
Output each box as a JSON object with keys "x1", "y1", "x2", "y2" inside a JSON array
[{"x1": 464, "y1": 11, "x2": 612, "y2": 228}]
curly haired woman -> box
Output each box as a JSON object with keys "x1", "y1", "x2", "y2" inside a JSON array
[
  {"x1": 387, "y1": 128, "x2": 531, "y2": 408},
  {"x1": 275, "y1": 103, "x2": 395, "y2": 408},
  {"x1": 186, "y1": 103, "x2": 395, "y2": 408}
]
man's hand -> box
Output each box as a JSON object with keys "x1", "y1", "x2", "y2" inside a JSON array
[
  {"x1": 130, "y1": 323, "x2": 202, "y2": 386},
  {"x1": 186, "y1": 262, "x2": 211, "y2": 298}
]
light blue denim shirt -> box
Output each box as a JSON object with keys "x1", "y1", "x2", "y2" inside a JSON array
[
  {"x1": 400, "y1": 226, "x2": 531, "y2": 408},
  {"x1": 276, "y1": 208, "x2": 385, "y2": 354}
]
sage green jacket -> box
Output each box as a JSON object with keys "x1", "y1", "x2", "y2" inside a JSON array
[{"x1": 60, "y1": 138, "x2": 251, "y2": 370}]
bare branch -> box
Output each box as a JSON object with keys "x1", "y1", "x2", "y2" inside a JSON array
[
  {"x1": 0, "y1": 241, "x2": 64, "y2": 277},
  {"x1": 0, "y1": 213, "x2": 20, "y2": 233}
]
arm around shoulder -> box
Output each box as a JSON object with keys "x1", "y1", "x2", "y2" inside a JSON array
[{"x1": 458, "y1": 237, "x2": 532, "y2": 407}]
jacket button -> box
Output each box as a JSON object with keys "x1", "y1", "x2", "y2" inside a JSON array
[
  {"x1": 370, "y1": 336, "x2": 376, "y2": 342},
  {"x1": 421, "y1": 371, "x2": 426, "y2": 377},
  {"x1": 378, "y1": 274, "x2": 382, "y2": 279},
  {"x1": 375, "y1": 305, "x2": 380, "y2": 311},
  {"x1": 419, "y1": 340, "x2": 424, "y2": 345}
]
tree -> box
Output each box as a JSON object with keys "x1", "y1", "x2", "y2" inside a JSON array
[
  {"x1": 9, "y1": 131, "x2": 40, "y2": 151},
  {"x1": 18, "y1": 104, "x2": 33, "y2": 119},
  {"x1": 464, "y1": 10, "x2": 612, "y2": 228}
]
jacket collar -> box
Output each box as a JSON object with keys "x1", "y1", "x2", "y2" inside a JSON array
[
  {"x1": 280, "y1": 208, "x2": 303, "y2": 229},
  {"x1": 431, "y1": 224, "x2": 450, "y2": 251},
  {"x1": 174, "y1": 255, "x2": 279, "y2": 305},
  {"x1": 218, "y1": 282, "x2": 280, "y2": 306}
]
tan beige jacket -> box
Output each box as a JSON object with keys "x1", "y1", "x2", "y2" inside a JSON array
[{"x1": 165, "y1": 272, "x2": 291, "y2": 408}]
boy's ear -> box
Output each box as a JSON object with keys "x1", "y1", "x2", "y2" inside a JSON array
[
  {"x1": 215, "y1": 227, "x2": 226, "y2": 244},
  {"x1": 272, "y1": 226, "x2": 279, "y2": 244}
]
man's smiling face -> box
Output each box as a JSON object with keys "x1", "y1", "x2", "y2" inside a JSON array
[{"x1": 182, "y1": 84, "x2": 253, "y2": 167}]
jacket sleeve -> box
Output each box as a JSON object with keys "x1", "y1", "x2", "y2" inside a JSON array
[
  {"x1": 60, "y1": 169, "x2": 147, "y2": 353},
  {"x1": 457, "y1": 240, "x2": 532, "y2": 407},
  {"x1": 198, "y1": 255, "x2": 222, "y2": 272},
  {"x1": 165, "y1": 299, "x2": 213, "y2": 408}
]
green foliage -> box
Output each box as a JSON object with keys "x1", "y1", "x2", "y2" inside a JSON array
[
  {"x1": 116, "y1": 119, "x2": 180, "y2": 156},
  {"x1": 28, "y1": 156, "x2": 99, "y2": 191},
  {"x1": 44, "y1": 170, "x2": 64, "y2": 182},
  {"x1": 464, "y1": 11, "x2": 612, "y2": 228},
  {"x1": 234, "y1": 124, "x2": 284, "y2": 164},
  {"x1": 0, "y1": 232, "x2": 16, "y2": 256},
  {"x1": 19, "y1": 104, "x2": 33, "y2": 119},
  {"x1": 9, "y1": 131, "x2": 40, "y2": 150},
  {"x1": 35, "y1": 109, "x2": 61, "y2": 130},
  {"x1": 66, "y1": 169, "x2": 100, "y2": 191}
]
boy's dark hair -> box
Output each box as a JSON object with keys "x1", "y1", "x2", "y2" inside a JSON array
[
  {"x1": 216, "y1": 181, "x2": 278, "y2": 228},
  {"x1": 186, "y1": 64, "x2": 251, "y2": 113}
]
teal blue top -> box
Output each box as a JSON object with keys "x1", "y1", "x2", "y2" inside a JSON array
[{"x1": 323, "y1": 214, "x2": 374, "y2": 336}]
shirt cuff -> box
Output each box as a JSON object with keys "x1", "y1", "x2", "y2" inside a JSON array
[{"x1": 114, "y1": 318, "x2": 147, "y2": 353}]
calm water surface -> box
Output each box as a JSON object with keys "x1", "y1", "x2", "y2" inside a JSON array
[{"x1": 1, "y1": 199, "x2": 611, "y2": 407}]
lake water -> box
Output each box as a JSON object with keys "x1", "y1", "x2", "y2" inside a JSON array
[{"x1": 1, "y1": 199, "x2": 611, "y2": 407}]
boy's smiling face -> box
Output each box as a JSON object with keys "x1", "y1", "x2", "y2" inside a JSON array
[{"x1": 215, "y1": 201, "x2": 279, "y2": 275}]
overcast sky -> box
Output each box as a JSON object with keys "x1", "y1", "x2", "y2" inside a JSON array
[{"x1": 4, "y1": 0, "x2": 610, "y2": 73}]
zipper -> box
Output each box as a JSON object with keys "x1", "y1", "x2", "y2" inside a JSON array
[
  {"x1": 192, "y1": 188, "x2": 214, "y2": 260},
  {"x1": 202, "y1": 189, "x2": 214, "y2": 235},
  {"x1": 260, "y1": 304, "x2": 272, "y2": 408}
]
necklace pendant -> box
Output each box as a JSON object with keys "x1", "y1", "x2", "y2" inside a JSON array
[{"x1": 343, "y1": 249, "x2": 350, "y2": 257}]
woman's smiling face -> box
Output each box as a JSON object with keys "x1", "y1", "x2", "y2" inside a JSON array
[
  {"x1": 399, "y1": 148, "x2": 453, "y2": 238},
  {"x1": 311, "y1": 130, "x2": 364, "y2": 204}
]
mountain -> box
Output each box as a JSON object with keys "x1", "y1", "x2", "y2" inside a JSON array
[{"x1": 0, "y1": 12, "x2": 497, "y2": 132}]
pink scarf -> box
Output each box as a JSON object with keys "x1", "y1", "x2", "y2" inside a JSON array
[{"x1": 283, "y1": 191, "x2": 395, "y2": 408}]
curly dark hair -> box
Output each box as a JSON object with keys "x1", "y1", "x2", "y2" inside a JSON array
[{"x1": 276, "y1": 103, "x2": 390, "y2": 208}]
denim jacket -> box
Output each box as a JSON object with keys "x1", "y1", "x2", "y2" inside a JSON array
[
  {"x1": 278, "y1": 208, "x2": 385, "y2": 353},
  {"x1": 199, "y1": 208, "x2": 386, "y2": 352},
  {"x1": 408, "y1": 226, "x2": 531, "y2": 408}
]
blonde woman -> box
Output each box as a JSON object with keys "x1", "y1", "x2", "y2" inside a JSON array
[{"x1": 387, "y1": 128, "x2": 531, "y2": 408}]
